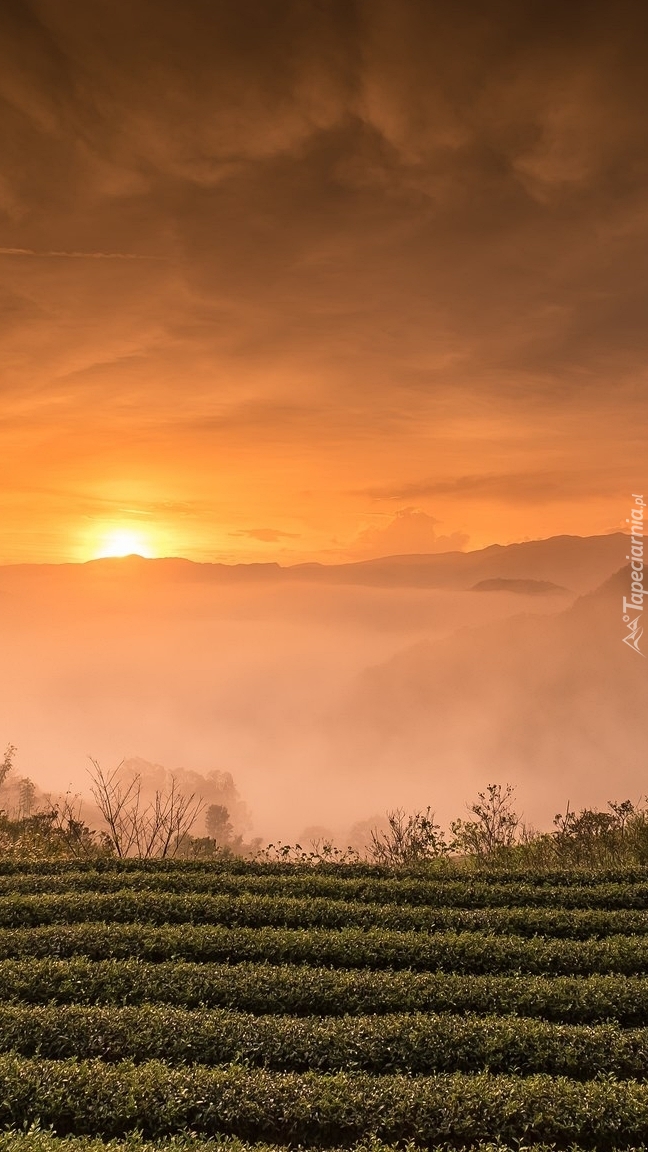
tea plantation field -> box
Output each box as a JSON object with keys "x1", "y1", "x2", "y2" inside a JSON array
[{"x1": 1, "y1": 860, "x2": 648, "y2": 1152}]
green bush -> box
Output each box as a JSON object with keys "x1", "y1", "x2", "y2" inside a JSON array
[
  {"x1": 2, "y1": 922, "x2": 648, "y2": 974},
  {"x1": 0, "y1": 1004, "x2": 646, "y2": 1079},
  {"x1": 2, "y1": 958, "x2": 648, "y2": 1024},
  {"x1": 0, "y1": 891, "x2": 646, "y2": 938},
  {"x1": 4, "y1": 1058, "x2": 648, "y2": 1146},
  {"x1": 1, "y1": 857, "x2": 648, "y2": 886},
  {"x1": 2, "y1": 859, "x2": 648, "y2": 1151},
  {"x1": 3, "y1": 1129, "x2": 641, "y2": 1152}
]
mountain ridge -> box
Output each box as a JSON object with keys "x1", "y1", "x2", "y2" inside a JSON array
[{"x1": 0, "y1": 532, "x2": 626, "y2": 595}]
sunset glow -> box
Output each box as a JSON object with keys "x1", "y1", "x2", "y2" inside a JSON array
[
  {"x1": 0, "y1": 2, "x2": 645, "y2": 566},
  {"x1": 90, "y1": 526, "x2": 154, "y2": 560}
]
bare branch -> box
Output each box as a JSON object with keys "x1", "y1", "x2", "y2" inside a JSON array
[{"x1": 86, "y1": 759, "x2": 204, "y2": 858}]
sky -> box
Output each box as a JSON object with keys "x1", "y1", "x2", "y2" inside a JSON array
[{"x1": 1, "y1": 0, "x2": 646, "y2": 564}]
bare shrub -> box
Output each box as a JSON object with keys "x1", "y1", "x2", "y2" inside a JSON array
[
  {"x1": 370, "y1": 807, "x2": 448, "y2": 866},
  {"x1": 88, "y1": 759, "x2": 204, "y2": 858},
  {"x1": 256, "y1": 841, "x2": 360, "y2": 865},
  {"x1": 450, "y1": 783, "x2": 519, "y2": 858}
]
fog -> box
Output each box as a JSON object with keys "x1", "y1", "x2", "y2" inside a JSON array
[{"x1": 1, "y1": 532, "x2": 644, "y2": 843}]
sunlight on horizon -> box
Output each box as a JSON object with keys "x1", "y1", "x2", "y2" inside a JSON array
[{"x1": 89, "y1": 525, "x2": 156, "y2": 560}]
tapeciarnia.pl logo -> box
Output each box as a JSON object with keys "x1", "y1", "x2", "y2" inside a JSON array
[{"x1": 622, "y1": 493, "x2": 645, "y2": 656}]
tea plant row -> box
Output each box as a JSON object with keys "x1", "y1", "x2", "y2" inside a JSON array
[
  {"x1": 2, "y1": 922, "x2": 648, "y2": 974},
  {"x1": 0, "y1": 1131, "x2": 628, "y2": 1152},
  {"x1": 0, "y1": 1003, "x2": 646, "y2": 1078},
  {"x1": 4, "y1": 1057, "x2": 648, "y2": 1147},
  {"x1": 0, "y1": 892, "x2": 647, "y2": 938},
  {"x1": 0, "y1": 869, "x2": 647, "y2": 908},
  {"x1": 3, "y1": 958, "x2": 648, "y2": 1024}
]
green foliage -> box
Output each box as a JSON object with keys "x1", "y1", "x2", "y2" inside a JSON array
[
  {"x1": 4, "y1": 1058, "x2": 648, "y2": 1145},
  {"x1": 2, "y1": 854, "x2": 648, "y2": 881},
  {"x1": 0, "y1": 1004, "x2": 647, "y2": 1079},
  {"x1": 0, "y1": 1134, "x2": 296, "y2": 1152},
  {"x1": 548, "y1": 800, "x2": 648, "y2": 868},
  {"x1": 1, "y1": 888, "x2": 648, "y2": 937},
  {"x1": 0, "y1": 811, "x2": 106, "y2": 862},
  {"x1": 2, "y1": 858, "x2": 648, "y2": 1148},
  {"x1": 4, "y1": 863, "x2": 648, "y2": 907},
  {"x1": 3, "y1": 1132, "x2": 639, "y2": 1152},
  {"x1": 3, "y1": 958, "x2": 648, "y2": 1023},
  {"x1": 0, "y1": 749, "x2": 107, "y2": 862},
  {"x1": 255, "y1": 842, "x2": 361, "y2": 865},
  {"x1": 7, "y1": 741, "x2": 648, "y2": 870},
  {"x1": 4, "y1": 919, "x2": 648, "y2": 974}
]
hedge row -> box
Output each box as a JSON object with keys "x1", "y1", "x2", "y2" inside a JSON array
[
  {"x1": 0, "y1": 892, "x2": 646, "y2": 938},
  {"x1": 4, "y1": 1057, "x2": 648, "y2": 1147},
  {"x1": 2, "y1": 922, "x2": 648, "y2": 973},
  {"x1": 0, "y1": 1003, "x2": 646, "y2": 1079},
  {"x1": 1, "y1": 869, "x2": 647, "y2": 908},
  {"x1": 1, "y1": 858, "x2": 648, "y2": 885},
  {"x1": 2, "y1": 1133, "x2": 636, "y2": 1152},
  {"x1": 3, "y1": 958, "x2": 648, "y2": 1024},
  {"x1": 0, "y1": 1134, "x2": 379, "y2": 1152}
]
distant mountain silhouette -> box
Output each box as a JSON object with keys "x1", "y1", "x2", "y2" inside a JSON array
[
  {"x1": 290, "y1": 534, "x2": 624, "y2": 593},
  {"x1": 0, "y1": 532, "x2": 626, "y2": 595}
]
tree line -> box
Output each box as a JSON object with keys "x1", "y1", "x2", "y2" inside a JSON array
[{"x1": 2, "y1": 746, "x2": 648, "y2": 867}]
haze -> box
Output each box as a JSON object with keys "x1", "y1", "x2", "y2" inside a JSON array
[{"x1": 3, "y1": 534, "x2": 646, "y2": 842}]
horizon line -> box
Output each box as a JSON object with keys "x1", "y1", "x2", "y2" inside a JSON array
[{"x1": 0, "y1": 529, "x2": 626, "y2": 571}]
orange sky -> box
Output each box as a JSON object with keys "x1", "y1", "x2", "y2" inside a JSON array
[{"x1": 0, "y1": 0, "x2": 646, "y2": 565}]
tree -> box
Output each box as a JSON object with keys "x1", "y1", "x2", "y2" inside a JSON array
[
  {"x1": 552, "y1": 799, "x2": 638, "y2": 866},
  {"x1": 450, "y1": 783, "x2": 519, "y2": 857},
  {"x1": 0, "y1": 744, "x2": 16, "y2": 791},
  {"x1": 17, "y1": 778, "x2": 36, "y2": 819},
  {"x1": 205, "y1": 803, "x2": 234, "y2": 845},
  {"x1": 370, "y1": 807, "x2": 448, "y2": 865},
  {"x1": 88, "y1": 759, "x2": 204, "y2": 858}
]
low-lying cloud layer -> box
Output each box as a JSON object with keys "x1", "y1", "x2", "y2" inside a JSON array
[{"x1": 1, "y1": 533, "x2": 639, "y2": 841}]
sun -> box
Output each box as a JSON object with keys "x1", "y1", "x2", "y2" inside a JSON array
[
  {"x1": 78, "y1": 516, "x2": 172, "y2": 562},
  {"x1": 93, "y1": 526, "x2": 154, "y2": 559}
]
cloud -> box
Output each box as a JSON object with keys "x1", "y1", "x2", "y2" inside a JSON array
[
  {"x1": 0, "y1": 0, "x2": 646, "y2": 559},
  {"x1": 0, "y1": 247, "x2": 166, "y2": 259},
  {"x1": 230, "y1": 527, "x2": 300, "y2": 543},
  {"x1": 345, "y1": 508, "x2": 469, "y2": 560},
  {"x1": 363, "y1": 471, "x2": 615, "y2": 504}
]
